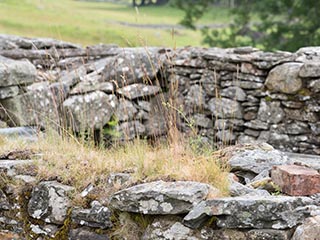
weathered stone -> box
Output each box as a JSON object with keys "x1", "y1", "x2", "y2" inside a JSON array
[
  {"x1": 70, "y1": 80, "x2": 114, "y2": 95},
  {"x1": 183, "y1": 196, "x2": 317, "y2": 229},
  {"x1": 28, "y1": 181, "x2": 74, "y2": 224},
  {"x1": 110, "y1": 181, "x2": 217, "y2": 215},
  {"x1": 228, "y1": 147, "x2": 292, "y2": 174},
  {"x1": 0, "y1": 126, "x2": 38, "y2": 141},
  {"x1": 0, "y1": 189, "x2": 10, "y2": 210},
  {"x1": 237, "y1": 73, "x2": 265, "y2": 83},
  {"x1": 284, "y1": 108, "x2": 318, "y2": 122},
  {"x1": 257, "y1": 100, "x2": 285, "y2": 124},
  {"x1": 63, "y1": 91, "x2": 118, "y2": 131},
  {"x1": 270, "y1": 121, "x2": 310, "y2": 135},
  {"x1": 142, "y1": 217, "x2": 209, "y2": 240},
  {"x1": 299, "y1": 62, "x2": 320, "y2": 78},
  {"x1": 281, "y1": 101, "x2": 304, "y2": 109},
  {"x1": 214, "y1": 119, "x2": 244, "y2": 130},
  {"x1": 265, "y1": 63, "x2": 303, "y2": 94},
  {"x1": 271, "y1": 165, "x2": 320, "y2": 196},
  {"x1": 14, "y1": 174, "x2": 36, "y2": 184},
  {"x1": 0, "y1": 86, "x2": 19, "y2": 99},
  {"x1": 102, "y1": 49, "x2": 160, "y2": 86},
  {"x1": 291, "y1": 216, "x2": 320, "y2": 240},
  {"x1": 238, "y1": 134, "x2": 256, "y2": 144},
  {"x1": 208, "y1": 97, "x2": 243, "y2": 119},
  {"x1": 72, "y1": 201, "x2": 112, "y2": 229},
  {"x1": 241, "y1": 62, "x2": 267, "y2": 76},
  {"x1": 216, "y1": 130, "x2": 236, "y2": 142},
  {"x1": 114, "y1": 98, "x2": 137, "y2": 121},
  {"x1": 244, "y1": 129, "x2": 260, "y2": 137},
  {"x1": 308, "y1": 79, "x2": 320, "y2": 93},
  {"x1": 117, "y1": 83, "x2": 161, "y2": 100},
  {"x1": 244, "y1": 120, "x2": 269, "y2": 130},
  {"x1": 115, "y1": 121, "x2": 145, "y2": 140},
  {"x1": 185, "y1": 85, "x2": 206, "y2": 110},
  {"x1": 228, "y1": 174, "x2": 270, "y2": 197},
  {"x1": 0, "y1": 58, "x2": 36, "y2": 87},
  {"x1": 30, "y1": 224, "x2": 58, "y2": 238},
  {"x1": 286, "y1": 152, "x2": 320, "y2": 172},
  {"x1": 69, "y1": 228, "x2": 109, "y2": 240},
  {"x1": 192, "y1": 114, "x2": 211, "y2": 128},
  {"x1": 2, "y1": 82, "x2": 68, "y2": 126},
  {"x1": 220, "y1": 86, "x2": 246, "y2": 101}
]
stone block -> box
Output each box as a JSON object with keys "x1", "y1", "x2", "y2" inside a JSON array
[{"x1": 271, "y1": 165, "x2": 320, "y2": 196}]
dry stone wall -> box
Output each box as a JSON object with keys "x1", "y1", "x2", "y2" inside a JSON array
[{"x1": 0, "y1": 34, "x2": 319, "y2": 154}]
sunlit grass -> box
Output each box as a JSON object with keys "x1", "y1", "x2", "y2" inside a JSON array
[
  {"x1": 0, "y1": 132, "x2": 230, "y2": 197},
  {"x1": 0, "y1": 0, "x2": 231, "y2": 47}
]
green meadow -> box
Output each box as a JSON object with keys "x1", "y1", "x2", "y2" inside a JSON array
[{"x1": 0, "y1": 0, "x2": 231, "y2": 47}]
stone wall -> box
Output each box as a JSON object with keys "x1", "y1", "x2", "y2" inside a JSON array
[
  {"x1": 0, "y1": 143, "x2": 319, "y2": 239},
  {"x1": 0, "y1": 34, "x2": 319, "y2": 153}
]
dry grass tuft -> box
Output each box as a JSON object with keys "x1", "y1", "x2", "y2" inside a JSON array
[{"x1": 0, "y1": 131, "x2": 230, "y2": 197}]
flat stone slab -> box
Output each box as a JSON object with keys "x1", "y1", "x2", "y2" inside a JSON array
[
  {"x1": 271, "y1": 165, "x2": 320, "y2": 196},
  {"x1": 228, "y1": 148, "x2": 292, "y2": 175},
  {"x1": 183, "y1": 196, "x2": 319, "y2": 229},
  {"x1": 286, "y1": 152, "x2": 320, "y2": 172},
  {"x1": 110, "y1": 180, "x2": 218, "y2": 215}
]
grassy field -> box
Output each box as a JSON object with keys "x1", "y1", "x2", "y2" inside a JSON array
[{"x1": 0, "y1": 0, "x2": 231, "y2": 47}]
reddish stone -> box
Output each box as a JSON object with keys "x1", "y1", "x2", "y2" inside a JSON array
[{"x1": 271, "y1": 165, "x2": 320, "y2": 196}]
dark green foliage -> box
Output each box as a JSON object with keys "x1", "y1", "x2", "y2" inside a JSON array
[{"x1": 174, "y1": 0, "x2": 320, "y2": 51}]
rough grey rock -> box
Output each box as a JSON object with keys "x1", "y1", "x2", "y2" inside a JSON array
[
  {"x1": 257, "y1": 100, "x2": 285, "y2": 124},
  {"x1": 265, "y1": 63, "x2": 303, "y2": 94},
  {"x1": 183, "y1": 196, "x2": 318, "y2": 229},
  {"x1": 72, "y1": 201, "x2": 112, "y2": 229},
  {"x1": 244, "y1": 120, "x2": 269, "y2": 130},
  {"x1": 0, "y1": 58, "x2": 36, "y2": 87},
  {"x1": 28, "y1": 181, "x2": 74, "y2": 224},
  {"x1": 63, "y1": 91, "x2": 118, "y2": 131},
  {"x1": 291, "y1": 215, "x2": 320, "y2": 240},
  {"x1": 115, "y1": 121, "x2": 145, "y2": 140},
  {"x1": 192, "y1": 114, "x2": 212, "y2": 128},
  {"x1": 142, "y1": 217, "x2": 212, "y2": 240},
  {"x1": 309, "y1": 122, "x2": 320, "y2": 135},
  {"x1": 308, "y1": 79, "x2": 320, "y2": 93},
  {"x1": 185, "y1": 85, "x2": 206, "y2": 110},
  {"x1": 114, "y1": 98, "x2": 137, "y2": 121},
  {"x1": 220, "y1": 86, "x2": 246, "y2": 101},
  {"x1": 117, "y1": 83, "x2": 161, "y2": 100},
  {"x1": 270, "y1": 121, "x2": 310, "y2": 135},
  {"x1": 0, "y1": 86, "x2": 19, "y2": 99},
  {"x1": 70, "y1": 80, "x2": 114, "y2": 95},
  {"x1": 284, "y1": 108, "x2": 318, "y2": 123},
  {"x1": 107, "y1": 172, "x2": 132, "y2": 187},
  {"x1": 0, "y1": 127, "x2": 38, "y2": 141},
  {"x1": 110, "y1": 181, "x2": 217, "y2": 215},
  {"x1": 1, "y1": 81, "x2": 68, "y2": 127},
  {"x1": 299, "y1": 62, "x2": 320, "y2": 78},
  {"x1": 228, "y1": 174, "x2": 270, "y2": 197},
  {"x1": 208, "y1": 97, "x2": 243, "y2": 119},
  {"x1": 286, "y1": 152, "x2": 320, "y2": 172},
  {"x1": 69, "y1": 228, "x2": 109, "y2": 240},
  {"x1": 228, "y1": 147, "x2": 292, "y2": 174},
  {"x1": 102, "y1": 48, "x2": 160, "y2": 86},
  {"x1": 0, "y1": 189, "x2": 10, "y2": 210}
]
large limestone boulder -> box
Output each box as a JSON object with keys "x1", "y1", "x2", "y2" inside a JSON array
[
  {"x1": 265, "y1": 62, "x2": 303, "y2": 94},
  {"x1": 110, "y1": 181, "x2": 219, "y2": 215},
  {"x1": 183, "y1": 196, "x2": 319, "y2": 229},
  {"x1": 28, "y1": 181, "x2": 74, "y2": 224},
  {"x1": 63, "y1": 91, "x2": 118, "y2": 131}
]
